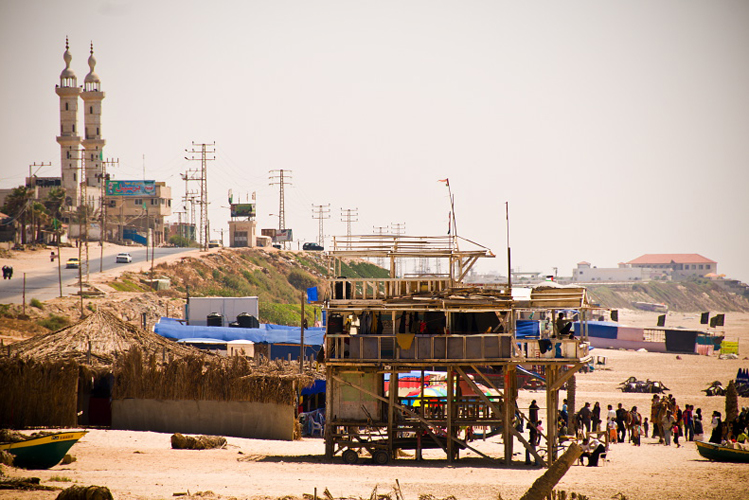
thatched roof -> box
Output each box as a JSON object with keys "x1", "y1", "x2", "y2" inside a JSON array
[{"x1": 8, "y1": 310, "x2": 205, "y2": 367}]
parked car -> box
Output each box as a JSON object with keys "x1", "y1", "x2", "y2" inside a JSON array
[
  {"x1": 116, "y1": 252, "x2": 133, "y2": 263},
  {"x1": 66, "y1": 258, "x2": 80, "y2": 269},
  {"x1": 208, "y1": 240, "x2": 221, "y2": 248},
  {"x1": 303, "y1": 242, "x2": 324, "y2": 251}
]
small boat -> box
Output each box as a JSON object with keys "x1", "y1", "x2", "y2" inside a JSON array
[
  {"x1": 0, "y1": 431, "x2": 87, "y2": 469},
  {"x1": 695, "y1": 440, "x2": 749, "y2": 463}
]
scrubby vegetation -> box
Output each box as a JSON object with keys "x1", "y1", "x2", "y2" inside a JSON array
[
  {"x1": 109, "y1": 248, "x2": 388, "y2": 325},
  {"x1": 37, "y1": 314, "x2": 71, "y2": 332}
]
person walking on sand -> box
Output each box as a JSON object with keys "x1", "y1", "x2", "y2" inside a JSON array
[
  {"x1": 650, "y1": 395, "x2": 660, "y2": 439},
  {"x1": 592, "y1": 402, "x2": 601, "y2": 432},
  {"x1": 630, "y1": 406, "x2": 642, "y2": 446},
  {"x1": 683, "y1": 404, "x2": 694, "y2": 441},
  {"x1": 694, "y1": 408, "x2": 704, "y2": 440},
  {"x1": 579, "y1": 402, "x2": 592, "y2": 434},
  {"x1": 662, "y1": 410, "x2": 676, "y2": 446},
  {"x1": 616, "y1": 403, "x2": 627, "y2": 443},
  {"x1": 709, "y1": 411, "x2": 724, "y2": 444}
]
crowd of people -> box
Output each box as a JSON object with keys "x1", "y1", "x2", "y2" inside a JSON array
[
  {"x1": 569, "y1": 394, "x2": 749, "y2": 449},
  {"x1": 517, "y1": 395, "x2": 749, "y2": 467}
]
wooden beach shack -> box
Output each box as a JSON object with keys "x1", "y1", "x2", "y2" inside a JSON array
[{"x1": 321, "y1": 234, "x2": 592, "y2": 466}]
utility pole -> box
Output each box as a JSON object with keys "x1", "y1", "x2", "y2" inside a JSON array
[
  {"x1": 311, "y1": 204, "x2": 330, "y2": 247},
  {"x1": 185, "y1": 142, "x2": 215, "y2": 251},
  {"x1": 390, "y1": 222, "x2": 406, "y2": 277},
  {"x1": 390, "y1": 222, "x2": 406, "y2": 236},
  {"x1": 27, "y1": 162, "x2": 51, "y2": 245},
  {"x1": 269, "y1": 169, "x2": 292, "y2": 248},
  {"x1": 174, "y1": 210, "x2": 186, "y2": 240},
  {"x1": 340, "y1": 208, "x2": 358, "y2": 249},
  {"x1": 28, "y1": 161, "x2": 52, "y2": 179},
  {"x1": 373, "y1": 225, "x2": 389, "y2": 268},
  {"x1": 98, "y1": 158, "x2": 117, "y2": 272}
]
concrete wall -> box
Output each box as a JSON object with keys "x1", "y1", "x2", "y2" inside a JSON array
[{"x1": 112, "y1": 398, "x2": 295, "y2": 440}]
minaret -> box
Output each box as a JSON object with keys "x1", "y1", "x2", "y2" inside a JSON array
[
  {"x1": 55, "y1": 36, "x2": 82, "y2": 208},
  {"x1": 81, "y1": 41, "x2": 106, "y2": 208}
]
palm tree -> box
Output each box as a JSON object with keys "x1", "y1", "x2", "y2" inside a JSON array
[
  {"x1": 44, "y1": 187, "x2": 66, "y2": 244},
  {"x1": 1, "y1": 186, "x2": 34, "y2": 245},
  {"x1": 30, "y1": 201, "x2": 50, "y2": 243}
]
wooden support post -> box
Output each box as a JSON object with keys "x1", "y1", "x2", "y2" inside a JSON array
[
  {"x1": 546, "y1": 365, "x2": 559, "y2": 464},
  {"x1": 447, "y1": 367, "x2": 454, "y2": 462},
  {"x1": 324, "y1": 365, "x2": 334, "y2": 460},
  {"x1": 388, "y1": 368, "x2": 397, "y2": 459},
  {"x1": 504, "y1": 364, "x2": 516, "y2": 465},
  {"x1": 300, "y1": 291, "x2": 305, "y2": 373}
]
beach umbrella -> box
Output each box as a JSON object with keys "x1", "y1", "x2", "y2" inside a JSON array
[
  {"x1": 406, "y1": 385, "x2": 448, "y2": 407},
  {"x1": 406, "y1": 385, "x2": 448, "y2": 398}
]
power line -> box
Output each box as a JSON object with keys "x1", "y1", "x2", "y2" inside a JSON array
[
  {"x1": 185, "y1": 142, "x2": 215, "y2": 251},
  {"x1": 269, "y1": 169, "x2": 292, "y2": 231},
  {"x1": 312, "y1": 203, "x2": 331, "y2": 247},
  {"x1": 341, "y1": 208, "x2": 359, "y2": 248}
]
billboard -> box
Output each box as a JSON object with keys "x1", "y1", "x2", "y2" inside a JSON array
[
  {"x1": 106, "y1": 180, "x2": 156, "y2": 197},
  {"x1": 273, "y1": 229, "x2": 293, "y2": 242},
  {"x1": 231, "y1": 203, "x2": 256, "y2": 218}
]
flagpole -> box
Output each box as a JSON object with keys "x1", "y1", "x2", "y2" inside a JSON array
[
  {"x1": 443, "y1": 180, "x2": 459, "y2": 247},
  {"x1": 506, "y1": 202, "x2": 512, "y2": 295}
]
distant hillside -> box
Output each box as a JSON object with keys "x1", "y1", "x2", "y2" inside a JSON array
[
  {"x1": 585, "y1": 281, "x2": 749, "y2": 312},
  {"x1": 111, "y1": 248, "x2": 389, "y2": 325}
]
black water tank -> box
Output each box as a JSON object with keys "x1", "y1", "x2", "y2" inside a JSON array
[
  {"x1": 237, "y1": 312, "x2": 260, "y2": 329},
  {"x1": 334, "y1": 277, "x2": 352, "y2": 299},
  {"x1": 229, "y1": 321, "x2": 240, "y2": 328},
  {"x1": 207, "y1": 312, "x2": 223, "y2": 327},
  {"x1": 328, "y1": 313, "x2": 343, "y2": 334}
]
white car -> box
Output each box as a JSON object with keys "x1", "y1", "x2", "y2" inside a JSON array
[{"x1": 116, "y1": 252, "x2": 133, "y2": 263}]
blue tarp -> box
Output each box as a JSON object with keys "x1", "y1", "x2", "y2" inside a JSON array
[
  {"x1": 155, "y1": 317, "x2": 325, "y2": 346},
  {"x1": 516, "y1": 320, "x2": 541, "y2": 338},
  {"x1": 578, "y1": 320, "x2": 619, "y2": 339}
]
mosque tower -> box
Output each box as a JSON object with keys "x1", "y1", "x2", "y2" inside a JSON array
[
  {"x1": 81, "y1": 42, "x2": 106, "y2": 207},
  {"x1": 55, "y1": 37, "x2": 82, "y2": 208}
]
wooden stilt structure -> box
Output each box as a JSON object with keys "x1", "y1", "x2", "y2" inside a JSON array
[{"x1": 320, "y1": 235, "x2": 592, "y2": 467}]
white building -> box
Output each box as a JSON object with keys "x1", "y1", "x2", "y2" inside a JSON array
[{"x1": 572, "y1": 261, "x2": 656, "y2": 282}]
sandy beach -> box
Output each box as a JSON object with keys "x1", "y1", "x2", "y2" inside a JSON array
[{"x1": 3, "y1": 309, "x2": 748, "y2": 500}]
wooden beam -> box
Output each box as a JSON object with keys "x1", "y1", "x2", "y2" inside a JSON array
[
  {"x1": 455, "y1": 367, "x2": 503, "y2": 419},
  {"x1": 329, "y1": 373, "x2": 495, "y2": 461},
  {"x1": 547, "y1": 363, "x2": 585, "y2": 392}
]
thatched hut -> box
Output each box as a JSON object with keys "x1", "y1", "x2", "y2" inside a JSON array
[{"x1": 1, "y1": 310, "x2": 319, "y2": 440}]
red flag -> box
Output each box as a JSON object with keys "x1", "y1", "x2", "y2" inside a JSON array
[{"x1": 438, "y1": 178, "x2": 449, "y2": 186}]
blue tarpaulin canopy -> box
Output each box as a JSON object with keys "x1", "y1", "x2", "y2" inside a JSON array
[{"x1": 155, "y1": 317, "x2": 325, "y2": 346}]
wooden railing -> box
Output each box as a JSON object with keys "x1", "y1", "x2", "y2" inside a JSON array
[
  {"x1": 398, "y1": 396, "x2": 503, "y2": 422},
  {"x1": 326, "y1": 334, "x2": 588, "y2": 363},
  {"x1": 330, "y1": 277, "x2": 452, "y2": 301}
]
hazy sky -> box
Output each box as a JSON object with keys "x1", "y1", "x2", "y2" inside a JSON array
[{"x1": 1, "y1": 1, "x2": 748, "y2": 282}]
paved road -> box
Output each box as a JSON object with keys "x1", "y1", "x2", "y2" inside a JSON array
[{"x1": 0, "y1": 247, "x2": 198, "y2": 304}]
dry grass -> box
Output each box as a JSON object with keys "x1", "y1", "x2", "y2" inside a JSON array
[
  {"x1": 0, "y1": 358, "x2": 79, "y2": 427},
  {"x1": 113, "y1": 348, "x2": 319, "y2": 406}
]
